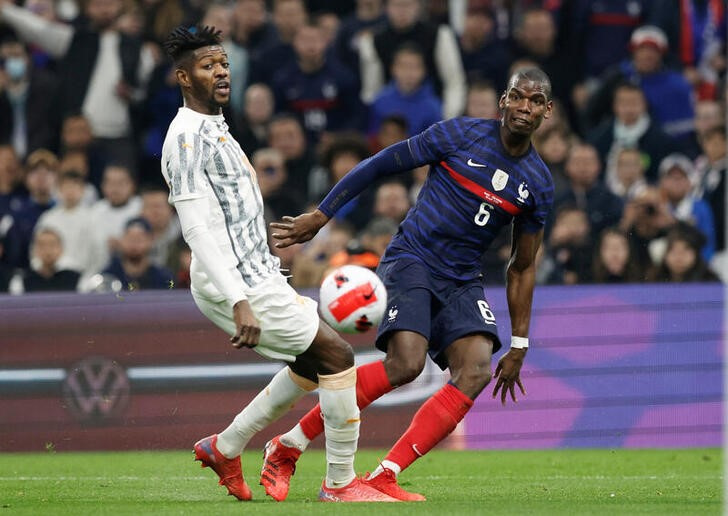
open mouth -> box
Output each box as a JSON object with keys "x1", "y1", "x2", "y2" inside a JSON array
[
  {"x1": 512, "y1": 116, "x2": 530, "y2": 127},
  {"x1": 215, "y1": 81, "x2": 230, "y2": 95}
]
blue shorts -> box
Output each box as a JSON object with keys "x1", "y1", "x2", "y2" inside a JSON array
[{"x1": 375, "y1": 255, "x2": 502, "y2": 370}]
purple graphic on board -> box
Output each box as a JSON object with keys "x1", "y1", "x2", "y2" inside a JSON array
[{"x1": 465, "y1": 283, "x2": 723, "y2": 449}]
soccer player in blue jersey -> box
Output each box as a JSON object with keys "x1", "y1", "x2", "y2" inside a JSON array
[{"x1": 266, "y1": 67, "x2": 554, "y2": 501}]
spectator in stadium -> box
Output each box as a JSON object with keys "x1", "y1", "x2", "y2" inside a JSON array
[
  {"x1": 565, "y1": 0, "x2": 659, "y2": 80},
  {"x1": 8, "y1": 226, "x2": 80, "y2": 293},
  {"x1": 684, "y1": 98, "x2": 726, "y2": 157},
  {"x1": 57, "y1": 149, "x2": 98, "y2": 207},
  {"x1": 171, "y1": 236, "x2": 191, "y2": 289},
  {"x1": 59, "y1": 113, "x2": 108, "y2": 191},
  {"x1": 0, "y1": 32, "x2": 58, "y2": 159},
  {"x1": 271, "y1": 21, "x2": 363, "y2": 145},
  {"x1": 533, "y1": 124, "x2": 572, "y2": 199},
  {"x1": 312, "y1": 133, "x2": 372, "y2": 228},
  {"x1": 511, "y1": 7, "x2": 581, "y2": 128},
  {"x1": 102, "y1": 216, "x2": 173, "y2": 291},
  {"x1": 606, "y1": 146, "x2": 649, "y2": 202},
  {"x1": 590, "y1": 226, "x2": 648, "y2": 284},
  {"x1": 694, "y1": 125, "x2": 726, "y2": 272},
  {"x1": 540, "y1": 204, "x2": 593, "y2": 285},
  {"x1": 328, "y1": 216, "x2": 398, "y2": 272},
  {"x1": 333, "y1": 0, "x2": 385, "y2": 85},
  {"x1": 314, "y1": 10, "x2": 340, "y2": 48},
  {"x1": 137, "y1": 0, "x2": 189, "y2": 47},
  {"x1": 267, "y1": 114, "x2": 317, "y2": 202},
  {"x1": 368, "y1": 43, "x2": 442, "y2": 138},
  {"x1": 369, "y1": 113, "x2": 408, "y2": 153},
  {"x1": 584, "y1": 25, "x2": 695, "y2": 142},
  {"x1": 0, "y1": 0, "x2": 156, "y2": 169},
  {"x1": 358, "y1": 0, "x2": 466, "y2": 118},
  {"x1": 618, "y1": 185, "x2": 675, "y2": 272},
  {"x1": 249, "y1": 0, "x2": 308, "y2": 85},
  {"x1": 693, "y1": 99, "x2": 725, "y2": 141},
  {"x1": 3, "y1": 148, "x2": 57, "y2": 269},
  {"x1": 138, "y1": 60, "x2": 182, "y2": 184},
  {"x1": 458, "y1": 5, "x2": 510, "y2": 89},
  {"x1": 86, "y1": 163, "x2": 142, "y2": 276},
  {"x1": 286, "y1": 221, "x2": 356, "y2": 288},
  {"x1": 232, "y1": 83, "x2": 275, "y2": 156},
  {"x1": 201, "y1": 1, "x2": 248, "y2": 118},
  {"x1": 464, "y1": 80, "x2": 499, "y2": 120},
  {"x1": 35, "y1": 170, "x2": 94, "y2": 274},
  {"x1": 587, "y1": 82, "x2": 680, "y2": 183},
  {"x1": 140, "y1": 183, "x2": 180, "y2": 270},
  {"x1": 251, "y1": 147, "x2": 306, "y2": 221},
  {"x1": 0, "y1": 144, "x2": 24, "y2": 217},
  {"x1": 232, "y1": 0, "x2": 277, "y2": 55},
  {"x1": 554, "y1": 142, "x2": 623, "y2": 239},
  {"x1": 372, "y1": 180, "x2": 410, "y2": 225},
  {"x1": 657, "y1": 153, "x2": 715, "y2": 261},
  {"x1": 652, "y1": 0, "x2": 726, "y2": 101},
  {"x1": 654, "y1": 222, "x2": 720, "y2": 283}
]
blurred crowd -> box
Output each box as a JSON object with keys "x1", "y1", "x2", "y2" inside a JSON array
[{"x1": 0, "y1": 0, "x2": 725, "y2": 295}]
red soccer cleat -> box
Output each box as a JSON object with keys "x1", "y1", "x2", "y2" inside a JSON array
[
  {"x1": 193, "y1": 434, "x2": 252, "y2": 501},
  {"x1": 318, "y1": 477, "x2": 399, "y2": 502},
  {"x1": 362, "y1": 468, "x2": 426, "y2": 501},
  {"x1": 259, "y1": 435, "x2": 302, "y2": 501}
]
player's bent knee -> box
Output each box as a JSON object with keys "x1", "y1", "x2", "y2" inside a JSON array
[
  {"x1": 386, "y1": 355, "x2": 426, "y2": 386},
  {"x1": 452, "y1": 361, "x2": 492, "y2": 399}
]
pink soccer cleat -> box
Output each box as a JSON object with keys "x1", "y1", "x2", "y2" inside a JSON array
[
  {"x1": 363, "y1": 468, "x2": 426, "y2": 501},
  {"x1": 259, "y1": 435, "x2": 302, "y2": 501},
  {"x1": 193, "y1": 434, "x2": 252, "y2": 501},
  {"x1": 318, "y1": 477, "x2": 399, "y2": 502}
]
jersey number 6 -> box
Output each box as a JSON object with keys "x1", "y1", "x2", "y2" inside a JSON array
[{"x1": 474, "y1": 202, "x2": 491, "y2": 226}]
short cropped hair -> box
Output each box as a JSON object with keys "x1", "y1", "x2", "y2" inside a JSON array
[
  {"x1": 163, "y1": 25, "x2": 222, "y2": 64},
  {"x1": 507, "y1": 67, "x2": 552, "y2": 100}
]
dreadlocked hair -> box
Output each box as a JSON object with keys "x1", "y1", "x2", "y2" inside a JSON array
[{"x1": 163, "y1": 25, "x2": 222, "y2": 63}]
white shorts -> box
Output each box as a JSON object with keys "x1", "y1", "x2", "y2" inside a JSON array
[{"x1": 192, "y1": 273, "x2": 320, "y2": 362}]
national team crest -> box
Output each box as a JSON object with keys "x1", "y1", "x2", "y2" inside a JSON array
[{"x1": 491, "y1": 169, "x2": 509, "y2": 191}]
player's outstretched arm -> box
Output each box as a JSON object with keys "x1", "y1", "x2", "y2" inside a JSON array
[
  {"x1": 270, "y1": 210, "x2": 330, "y2": 248},
  {"x1": 493, "y1": 225, "x2": 543, "y2": 405}
]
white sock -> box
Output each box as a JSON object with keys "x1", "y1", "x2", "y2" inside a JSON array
[
  {"x1": 370, "y1": 460, "x2": 401, "y2": 479},
  {"x1": 280, "y1": 423, "x2": 311, "y2": 452},
  {"x1": 216, "y1": 367, "x2": 313, "y2": 459},
  {"x1": 318, "y1": 367, "x2": 359, "y2": 489}
]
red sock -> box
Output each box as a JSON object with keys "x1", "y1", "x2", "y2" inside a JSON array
[
  {"x1": 298, "y1": 360, "x2": 393, "y2": 440},
  {"x1": 384, "y1": 382, "x2": 473, "y2": 472}
]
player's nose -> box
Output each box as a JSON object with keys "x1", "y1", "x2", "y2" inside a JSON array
[{"x1": 214, "y1": 64, "x2": 229, "y2": 77}]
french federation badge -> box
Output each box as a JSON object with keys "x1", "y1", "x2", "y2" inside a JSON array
[{"x1": 491, "y1": 168, "x2": 509, "y2": 191}]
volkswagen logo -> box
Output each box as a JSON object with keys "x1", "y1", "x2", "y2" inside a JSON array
[{"x1": 62, "y1": 357, "x2": 130, "y2": 423}]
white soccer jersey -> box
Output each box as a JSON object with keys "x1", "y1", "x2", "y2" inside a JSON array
[{"x1": 161, "y1": 107, "x2": 279, "y2": 299}]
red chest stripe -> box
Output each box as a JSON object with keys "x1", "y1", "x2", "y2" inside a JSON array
[{"x1": 440, "y1": 160, "x2": 522, "y2": 215}]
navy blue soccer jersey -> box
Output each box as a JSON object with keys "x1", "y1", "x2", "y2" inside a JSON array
[{"x1": 383, "y1": 117, "x2": 554, "y2": 281}]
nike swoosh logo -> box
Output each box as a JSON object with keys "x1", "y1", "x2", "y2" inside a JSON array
[{"x1": 467, "y1": 158, "x2": 486, "y2": 168}]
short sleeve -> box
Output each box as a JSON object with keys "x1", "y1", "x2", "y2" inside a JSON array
[
  {"x1": 407, "y1": 117, "x2": 477, "y2": 165},
  {"x1": 515, "y1": 168, "x2": 554, "y2": 233},
  {"x1": 163, "y1": 130, "x2": 214, "y2": 203}
]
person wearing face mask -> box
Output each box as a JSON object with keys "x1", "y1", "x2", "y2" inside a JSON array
[
  {"x1": 0, "y1": 32, "x2": 57, "y2": 159},
  {"x1": 0, "y1": 0, "x2": 155, "y2": 170}
]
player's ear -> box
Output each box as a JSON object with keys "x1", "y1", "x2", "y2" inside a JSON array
[
  {"x1": 498, "y1": 92, "x2": 507, "y2": 110},
  {"x1": 175, "y1": 67, "x2": 190, "y2": 88},
  {"x1": 543, "y1": 100, "x2": 554, "y2": 119}
]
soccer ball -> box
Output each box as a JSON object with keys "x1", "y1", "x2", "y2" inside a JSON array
[{"x1": 319, "y1": 265, "x2": 387, "y2": 333}]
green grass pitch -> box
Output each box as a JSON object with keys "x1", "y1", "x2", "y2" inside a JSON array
[{"x1": 0, "y1": 448, "x2": 721, "y2": 515}]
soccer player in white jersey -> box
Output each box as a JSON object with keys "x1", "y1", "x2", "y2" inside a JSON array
[{"x1": 160, "y1": 25, "x2": 395, "y2": 503}]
